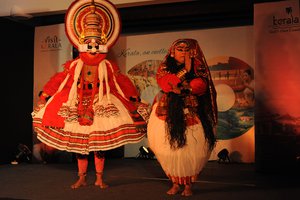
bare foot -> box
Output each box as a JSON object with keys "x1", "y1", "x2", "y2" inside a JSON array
[
  {"x1": 95, "y1": 180, "x2": 109, "y2": 189},
  {"x1": 95, "y1": 172, "x2": 109, "y2": 189},
  {"x1": 181, "y1": 184, "x2": 193, "y2": 196},
  {"x1": 166, "y1": 183, "x2": 180, "y2": 195},
  {"x1": 71, "y1": 176, "x2": 87, "y2": 189}
]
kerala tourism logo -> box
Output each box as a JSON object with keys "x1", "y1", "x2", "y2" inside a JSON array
[
  {"x1": 40, "y1": 35, "x2": 62, "y2": 51},
  {"x1": 270, "y1": 6, "x2": 300, "y2": 33}
]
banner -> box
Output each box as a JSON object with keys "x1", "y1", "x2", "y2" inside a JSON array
[
  {"x1": 33, "y1": 23, "x2": 73, "y2": 163},
  {"x1": 254, "y1": 0, "x2": 300, "y2": 171}
]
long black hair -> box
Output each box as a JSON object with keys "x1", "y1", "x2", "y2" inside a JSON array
[{"x1": 164, "y1": 56, "x2": 216, "y2": 150}]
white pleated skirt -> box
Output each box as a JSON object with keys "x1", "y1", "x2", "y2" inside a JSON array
[
  {"x1": 33, "y1": 94, "x2": 145, "y2": 154},
  {"x1": 147, "y1": 103, "x2": 211, "y2": 181}
]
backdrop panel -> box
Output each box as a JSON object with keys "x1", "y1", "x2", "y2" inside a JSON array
[{"x1": 254, "y1": 0, "x2": 300, "y2": 172}]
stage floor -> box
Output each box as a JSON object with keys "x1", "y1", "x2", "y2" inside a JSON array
[{"x1": 0, "y1": 158, "x2": 299, "y2": 200}]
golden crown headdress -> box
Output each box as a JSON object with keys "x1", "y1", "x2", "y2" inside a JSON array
[{"x1": 65, "y1": 0, "x2": 121, "y2": 53}]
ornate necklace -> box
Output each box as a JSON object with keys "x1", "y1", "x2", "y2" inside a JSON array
[{"x1": 77, "y1": 64, "x2": 99, "y2": 125}]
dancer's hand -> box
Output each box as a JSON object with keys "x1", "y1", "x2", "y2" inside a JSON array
[
  {"x1": 184, "y1": 51, "x2": 191, "y2": 72},
  {"x1": 168, "y1": 82, "x2": 181, "y2": 94}
]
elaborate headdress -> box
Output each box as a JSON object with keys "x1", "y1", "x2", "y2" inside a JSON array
[
  {"x1": 65, "y1": 0, "x2": 121, "y2": 53},
  {"x1": 169, "y1": 39, "x2": 197, "y2": 59}
]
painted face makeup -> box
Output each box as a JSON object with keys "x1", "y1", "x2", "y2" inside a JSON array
[
  {"x1": 175, "y1": 42, "x2": 190, "y2": 52},
  {"x1": 174, "y1": 42, "x2": 190, "y2": 64}
]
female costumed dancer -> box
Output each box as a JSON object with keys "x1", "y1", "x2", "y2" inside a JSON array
[{"x1": 147, "y1": 39, "x2": 218, "y2": 196}]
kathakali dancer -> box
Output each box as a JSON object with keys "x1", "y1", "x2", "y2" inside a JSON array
[
  {"x1": 147, "y1": 39, "x2": 218, "y2": 196},
  {"x1": 32, "y1": 0, "x2": 148, "y2": 189}
]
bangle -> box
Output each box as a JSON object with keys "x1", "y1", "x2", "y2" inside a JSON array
[
  {"x1": 40, "y1": 92, "x2": 49, "y2": 101},
  {"x1": 176, "y1": 69, "x2": 187, "y2": 80}
]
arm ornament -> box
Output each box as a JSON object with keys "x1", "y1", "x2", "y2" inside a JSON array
[
  {"x1": 176, "y1": 68, "x2": 187, "y2": 81},
  {"x1": 40, "y1": 92, "x2": 49, "y2": 101}
]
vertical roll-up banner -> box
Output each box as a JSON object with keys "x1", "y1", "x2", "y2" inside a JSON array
[
  {"x1": 33, "y1": 24, "x2": 73, "y2": 162},
  {"x1": 254, "y1": 0, "x2": 300, "y2": 172}
]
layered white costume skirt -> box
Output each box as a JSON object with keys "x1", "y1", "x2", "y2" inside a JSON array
[
  {"x1": 147, "y1": 104, "x2": 211, "y2": 184},
  {"x1": 33, "y1": 94, "x2": 145, "y2": 155}
]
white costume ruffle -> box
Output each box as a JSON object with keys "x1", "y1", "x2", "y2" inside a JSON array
[{"x1": 147, "y1": 104, "x2": 211, "y2": 178}]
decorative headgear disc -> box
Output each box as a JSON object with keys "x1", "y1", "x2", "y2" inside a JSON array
[{"x1": 65, "y1": 0, "x2": 121, "y2": 50}]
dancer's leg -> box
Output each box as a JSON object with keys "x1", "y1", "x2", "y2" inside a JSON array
[
  {"x1": 71, "y1": 154, "x2": 88, "y2": 189},
  {"x1": 166, "y1": 182, "x2": 180, "y2": 195},
  {"x1": 94, "y1": 151, "x2": 108, "y2": 189},
  {"x1": 181, "y1": 184, "x2": 193, "y2": 196}
]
